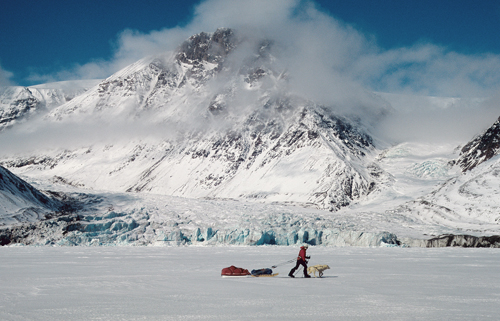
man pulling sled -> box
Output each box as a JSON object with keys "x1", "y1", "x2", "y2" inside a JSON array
[{"x1": 288, "y1": 244, "x2": 311, "y2": 278}]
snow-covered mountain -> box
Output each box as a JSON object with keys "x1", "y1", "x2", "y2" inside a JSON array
[
  {"x1": 0, "y1": 165, "x2": 63, "y2": 227},
  {"x1": 457, "y1": 116, "x2": 500, "y2": 172},
  {"x1": 0, "y1": 28, "x2": 499, "y2": 247},
  {"x1": 0, "y1": 79, "x2": 100, "y2": 130},
  {"x1": 391, "y1": 117, "x2": 500, "y2": 233},
  {"x1": 2, "y1": 28, "x2": 384, "y2": 212}
]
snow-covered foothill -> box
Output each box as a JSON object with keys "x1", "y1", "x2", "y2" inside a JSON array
[{"x1": 0, "y1": 165, "x2": 63, "y2": 228}]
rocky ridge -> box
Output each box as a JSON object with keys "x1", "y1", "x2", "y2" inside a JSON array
[
  {"x1": 0, "y1": 165, "x2": 65, "y2": 226},
  {"x1": 457, "y1": 116, "x2": 500, "y2": 172}
]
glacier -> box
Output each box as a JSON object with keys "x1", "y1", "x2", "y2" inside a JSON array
[
  {"x1": 1, "y1": 171, "x2": 498, "y2": 247},
  {"x1": 0, "y1": 188, "x2": 403, "y2": 247}
]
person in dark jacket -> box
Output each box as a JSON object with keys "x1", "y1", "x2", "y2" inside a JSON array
[{"x1": 288, "y1": 244, "x2": 311, "y2": 278}]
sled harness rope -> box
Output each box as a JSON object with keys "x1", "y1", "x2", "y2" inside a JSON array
[{"x1": 271, "y1": 258, "x2": 297, "y2": 269}]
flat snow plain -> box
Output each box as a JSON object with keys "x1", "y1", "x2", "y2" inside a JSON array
[{"x1": 1, "y1": 246, "x2": 499, "y2": 320}]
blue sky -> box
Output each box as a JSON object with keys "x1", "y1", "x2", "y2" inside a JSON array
[{"x1": 1, "y1": 0, "x2": 500, "y2": 99}]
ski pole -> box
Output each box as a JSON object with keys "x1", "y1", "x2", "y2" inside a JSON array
[{"x1": 294, "y1": 266, "x2": 302, "y2": 277}]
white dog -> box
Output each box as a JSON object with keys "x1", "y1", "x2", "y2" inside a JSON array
[{"x1": 307, "y1": 264, "x2": 330, "y2": 277}]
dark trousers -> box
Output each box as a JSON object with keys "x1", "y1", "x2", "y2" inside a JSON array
[{"x1": 289, "y1": 259, "x2": 309, "y2": 276}]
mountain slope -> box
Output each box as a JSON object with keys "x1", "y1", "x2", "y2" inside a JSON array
[
  {"x1": 384, "y1": 116, "x2": 500, "y2": 234},
  {"x1": 2, "y1": 28, "x2": 383, "y2": 211},
  {"x1": 0, "y1": 80, "x2": 100, "y2": 131},
  {"x1": 457, "y1": 116, "x2": 500, "y2": 172},
  {"x1": 390, "y1": 158, "x2": 500, "y2": 233},
  {"x1": 0, "y1": 165, "x2": 63, "y2": 225}
]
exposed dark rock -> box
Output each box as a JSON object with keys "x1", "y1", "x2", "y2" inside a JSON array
[
  {"x1": 175, "y1": 28, "x2": 237, "y2": 68},
  {"x1": 457, "y1": 116, "x2": 500, "y2": 172},
  {"x1": 426, "y1": 234, "x2": 500, "y2": 248},
  {"x1": 0, "y1": 88, "x2": 44, "y2": 130},
  {"x1": 0, "y1": 213, "x2": 82, "y2": 246}
]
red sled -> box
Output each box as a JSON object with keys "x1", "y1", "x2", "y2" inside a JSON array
[{"x1": 221, "y1": 265, "x2": 251, "y2": 278}]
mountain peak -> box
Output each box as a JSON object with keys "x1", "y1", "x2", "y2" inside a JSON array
[
  {"x1": 457, "y1": 116, "x2": 500, "y2": 172},
  {"x1": 175, "y1": 28, "x2": 237, "y2": 67},
  {"x1": 0, "y1": 28, "x2": 394, "y2": 213}
]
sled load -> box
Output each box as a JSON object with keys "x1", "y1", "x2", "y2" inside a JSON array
[
  {"x1": 221, "y1": 265, "x2": 251, "y2": 277},
  {"x1": 251, "y1": 268, "x2": 273, "y2": 276}
]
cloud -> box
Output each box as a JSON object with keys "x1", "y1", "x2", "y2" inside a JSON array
[
  {"x1": 184, "y1": 0, "x2": 500, "y2": 143},
  {"x1": 190, "y1": 0, "x2": 301, "y2": 32},
  {"x1": 0, "y1": 62, "x2": 14, "y2": 86},
  {"x1": 0, "y1": 110, "x2": 183, "y2": 157},
  {"x1": 185, "y1": 0, "x2": 388, "y2": 120},
  {"x1": 27, "y1": 27, "x2": 192, "y2": 84},
  {"x1": 15, "y1": 0, "x2": 500, "y2": 145},
  {"x1": 187, "y1": 0, "x2": 500, "y2": 101},
  {"x1": 373, "y1": 93, "x2": 500, "y2": 144},
  {"x1": 352, "y1": 44, "x2": 500, "y2": 98},
  {"x1": 27, "y1": 0, "x2": 500, "y2": 100}
]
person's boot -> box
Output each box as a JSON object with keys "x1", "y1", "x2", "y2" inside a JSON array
[
  {"x1": 304, "y1": 273, "x2": 311, "y2": 278},
  {"x1": 288, "y1": 270, "x2": 295, "y2": 278}
]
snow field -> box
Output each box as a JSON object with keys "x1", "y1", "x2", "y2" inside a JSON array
[{"x1": 1, "y1": 246, "x2": 499, "y2": 320}]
